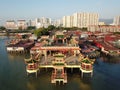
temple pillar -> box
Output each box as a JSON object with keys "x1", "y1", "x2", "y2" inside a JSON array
[
  {"x1": 56, "y1": 39, "x2": 58, "y2": 44},
  {"x1": 49, "y1": 51, "x2": 51, "y2": 56},
  {"x1": 74, "y1": 50, "x2": 76, "y2": 56},
  {"x1": 43, "y1": 50, "x2": 47, "y2": 62},
  {"x1": 62, "y1": 68, "x2": 64, "y2": 74},
  {"x1": 62, "y1": 39, "x2": 65, "y2": 44},
  {"x1": 55, "y1": 69, "x2": 56, "y2": 74}
]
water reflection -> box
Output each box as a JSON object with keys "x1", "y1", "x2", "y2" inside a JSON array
[
  {"x1": 27, "y1": 82, "x2": 36, "y2": 90},
  {"x1": 100, "y1": 53, "x2": 120, "y2": 63}
]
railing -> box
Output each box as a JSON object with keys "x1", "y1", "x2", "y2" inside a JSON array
[
  {"x1": 81, "y1": 63, "x2": 92, "y2": 71},
  {"x1": 27, "y1": 63, "x2": 39, "y2": 70},
  {"x1": 51, "y1": 72, "x2": 67, "y2": 80}
]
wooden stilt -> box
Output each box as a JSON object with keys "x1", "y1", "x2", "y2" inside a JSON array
[
  {"x1": 46, "y1": 67, "x2": 47, "y2": 72},
  {"x1": 81, "y1": 72, "x2": 83, "y2": 78},
  {"x1": 91, "y1": 71, "x2": 93, "y2": 77},
  {"x1": 27, "y1": 72, "x2": 29, "y2": 76},
  {"x1": 55, "y1": 81, "x2": 56, "y2": 85},
  {"x1": 59, "y1": 81, "x2": 60, "y2": 85},
  {"x1": 36, "y1": 71, "x2": 37, "y2": 78}
]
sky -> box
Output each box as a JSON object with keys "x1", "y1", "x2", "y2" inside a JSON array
[{"x1": 0, "y1": 0, "x2": 120, "y2": 25}]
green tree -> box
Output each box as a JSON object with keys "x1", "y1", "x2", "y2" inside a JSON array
[
  {"x1": 0, "y1": 26, "x2": 6, "y2": 30},
  {"x1": 81, "y1": 27, "x2": 87, "y2": 31},
  {"x1": 27, "y1": 26, "x2": 36, "y2": 30},
  {"x1": 34, "y1": 27, "x2": 49, "y2": 38},
  {"x1": 41, "y1": 28, "x2": 49, "y2": 35},
  {"x1": 64, "y1": 27, "x2": 71, "y2": 30},
  {"x1": 34, "y1": 28, "x2": 42, "y2": 37},
  {"x1": 48, "y1": 25, "x2": 55, "y2": 31}
]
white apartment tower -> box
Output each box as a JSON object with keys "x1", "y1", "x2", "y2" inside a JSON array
[
  {"x1": 28, "y1": 20, "x2": 36, "y2": 27},
  {"x1": 63, "y1": 16, "x2": 73, "y2": 27},
  {"x1": 63, "y1": 12, "x2": 99, "y2": 28},
  {"x1": 62, "y1": 16, "x2": 66, "y2": 27},
  {"x1": 114, "y1": 16, "x2": 120, "y2": 25},
  {"x1": 17, "y1": 20, "x2": 27, "y2": 30},
  {"x1": 5, "y1": 20, "x2": 18, "y2": 30},
  {"x1": 35, "y1": 17, "x2": 51, "y2": 28},
  {"x1": 73, "y1": 13, "x2": 79, "y2": 27},
  {"x1": 54, "y1": 19, "x2": 62, "y2": 27}
]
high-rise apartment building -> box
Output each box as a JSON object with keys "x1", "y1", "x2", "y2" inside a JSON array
[
  {"x1": 63, "y1": 16, "x2": 73, "y2": 27},
  {"x1": 28, "y1": 20, "x2": 36, "y2": 27},
  {"x1": 63, "y1": 12, "x2": 99, "y2": 28},
  {"x1": 113, "y1": 16, "x2": 120, "y2": 25},
  {"x1": 17, "y1": 20, "x2": 27, "y2": 30},
  {"x1": 53, "y1": 19, "x2": 62, "y2": 27},
  {"x1": 5, "y1": 20, "x2": 18, "y2": 30},
  {"x1": 35, "y1": 17, "x2": 51, "y2": 28}
]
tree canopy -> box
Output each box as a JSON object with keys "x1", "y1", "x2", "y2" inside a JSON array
[
  {"x1": 27, "y1": 26, "x2": 36, "y2": 30},
  {"x1": 34, "y1": 27, "x2": 49, "y2": 37},
  {"x1": 48, "y1": 25, "x2": 56, "y2": 31},
  {"x1": 33, "y1": 25, "x2": 89, "y2": 38},
  {"x1": 0, "y1": 26, "x2": 6, "y2": 30}
]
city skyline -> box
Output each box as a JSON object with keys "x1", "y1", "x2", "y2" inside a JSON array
[{"x1": 0, "y1": 0, "x2": 120, "y2": 25}]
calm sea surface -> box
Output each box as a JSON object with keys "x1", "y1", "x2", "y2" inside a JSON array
[{"x1": 0, "y1": 36, "x2": 120, "y2": 90}]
